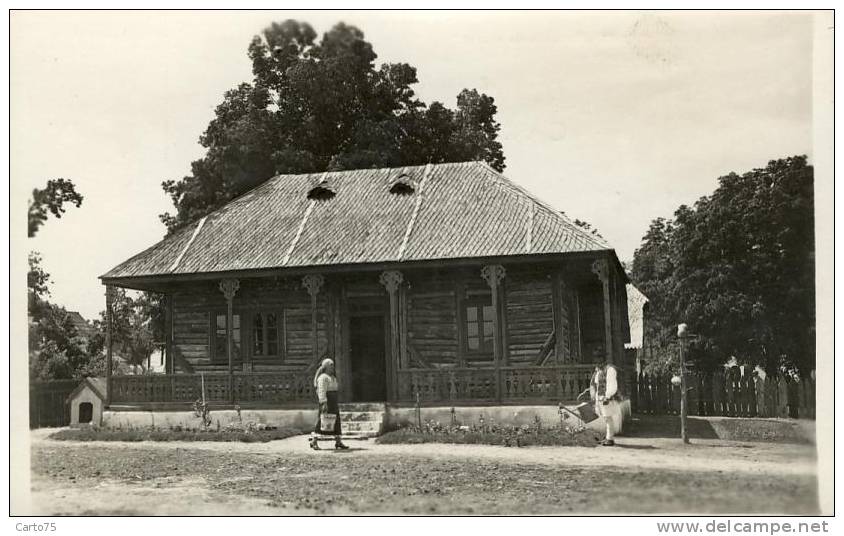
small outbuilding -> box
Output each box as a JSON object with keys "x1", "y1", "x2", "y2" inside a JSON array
[{"x1": 67, "y1": 377, "x2": 107, "y2": 427}]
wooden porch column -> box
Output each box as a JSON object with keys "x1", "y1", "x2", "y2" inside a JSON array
[
  {"x1": 164, "y1": 293, "x2": 173, "y2": 375},
  {"x1": 105, "y1": 285, "x2": 115, "y2": 408},
  {"x1": 302, "y1": 275, "x2": 325, "y2": 365},
  {"x1": 591, "y1": 258, "x2": 613, "y2": 364},
  {"x1": 481, "y1": 265, "x2": 506, "y2": 400},
  {"x1": 379, "y1": 270, "x2": 404, "y2": 401},
  {"x1": 219, "y1": 278, "x2": 240, "y2": 403},
  {"x1": 552, "y1": 271, "x2": 565, "y2": 364}
]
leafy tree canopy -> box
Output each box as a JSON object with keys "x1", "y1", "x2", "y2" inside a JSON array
[
  {"x1": 630, "y1": 156, "x2": 814, "y2": 376},
  {"x1": 104, "y1": 289, "x2": 164, "y2": 373},
  {"x1": 28, "y1": 178, "x2": 83, "y2": 237},
  {"x1": 161, "y1": 20, "x2": 505, "y2": 233},
  {"x1": 28, "y1": 253, "x2": 104, "y2": 380}
]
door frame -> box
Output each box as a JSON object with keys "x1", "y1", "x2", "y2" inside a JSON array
[{"x1": 342, "y1": 295, "x2": 391, "y2": 402}]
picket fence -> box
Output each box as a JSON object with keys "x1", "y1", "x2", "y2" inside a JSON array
[{"x1": 633, "y1": 371, "x2": 815, "y2": 419}]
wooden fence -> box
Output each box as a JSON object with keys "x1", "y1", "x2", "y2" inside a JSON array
[
  {"x1": 633, "y1": 371, "x2": 815, "y2": 419},
  {"x1": 29, "y1": 380, "x2": 79, "y2": 428}
]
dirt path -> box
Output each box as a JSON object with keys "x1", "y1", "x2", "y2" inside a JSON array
[
  {"x1": 29, "y1": 428, "x2": 816, "y2": 476},
  {"x1": 27, "y1": 429, "x2": 818, "y2": 515}
]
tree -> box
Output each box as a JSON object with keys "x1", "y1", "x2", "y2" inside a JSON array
[
  {"x1": 27, "y1": 181, "x2": 106, "y2": 379},
  {"x1": 160, "y1": 20, "x2": 505, "y2": 233},
  {"x1": 28, "y1": 253, "x2": 103, "y2": 380},
  {"x1": 631, "y1": 156, "x2": 814, "y2": 375},
  {"x1": 106, "y1": 289, "x2": 164, "y2": 373},
  {"x1": 28, "y1": 178, "x2": 83, "y2": 237}
]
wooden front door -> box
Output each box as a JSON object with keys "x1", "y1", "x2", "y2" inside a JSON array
[{"x1": 349, "y1": 314, "x2": 387, "y2": 402}]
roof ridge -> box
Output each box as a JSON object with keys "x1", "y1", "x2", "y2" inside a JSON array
[
  {"x1": 396, "y1": 163, "x2": 432, "y2": 260},
  {"x1": 472, "y1": 161, "x2": 611, "y2": 250}
]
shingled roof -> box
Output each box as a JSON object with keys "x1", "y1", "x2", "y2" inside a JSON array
[{"x1": 102, "y1": 161, "x2": 612, "y2": 280}]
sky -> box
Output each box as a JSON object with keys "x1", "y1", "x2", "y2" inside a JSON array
[{"x1": 11, "y1": 10, "x2": 815, "y2": 320}]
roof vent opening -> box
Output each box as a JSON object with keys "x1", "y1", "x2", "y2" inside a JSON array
[
  {"x1": 307, "y1": 184, "x2": 336, "y2": 201},
  {"x1": 389, "y1": 174, "x2": 416, "y2": 195}
]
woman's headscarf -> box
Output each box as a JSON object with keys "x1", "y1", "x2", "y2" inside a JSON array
[{"x1": 313, "y1": 358, "x2": 335, "y2": 387}]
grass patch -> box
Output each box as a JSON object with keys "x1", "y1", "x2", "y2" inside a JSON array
[
  {"x1": 377, "y1": 419, "x2": 603, "y2": 448},
  {"x1": 49, "y1": 426, "x2": 306, "y2": 443}
]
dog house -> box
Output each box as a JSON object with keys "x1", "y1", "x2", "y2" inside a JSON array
[{"x1": 67, "y1": 377, "x2": 107, "y2": 427}]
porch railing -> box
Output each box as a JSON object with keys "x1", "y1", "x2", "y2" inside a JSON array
[
  {"x1": 111, "y1": 365, "x2": 597, "y2": 405},
  {"x1": 396, "y1": 364, "x2": 595, "y2": 404},
  {"x1": 110, "y1": 371, "x2": 315, "y2": 405}
]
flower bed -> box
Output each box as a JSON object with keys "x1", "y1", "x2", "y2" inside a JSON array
[
  {"x1": 377, "y1": 416, "x2": 603, "y2": 448},
  {"x1": 49, "y1": 423, "x2": 307, "y2": 443}
]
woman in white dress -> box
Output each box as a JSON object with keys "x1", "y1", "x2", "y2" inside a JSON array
[{"x1": 309, "y1": 358, "x2": 348, "y2": 450}]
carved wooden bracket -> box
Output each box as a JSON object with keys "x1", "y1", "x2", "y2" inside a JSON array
[
  {"x1": 301, "y1": 274, "x2": 325, "y2": 297},
  {"x1": 379, "y1": 270, "x2": 404, "y2": 295},
  {"x1": 480, "y1": 264, "x2": 506, "y2": 289},
  {"x1": 219, "y1": 278, "x2": 240, "y2": 302},
  {"x1": 591, "y1": 258, "x2": 609, "y2": 283}
]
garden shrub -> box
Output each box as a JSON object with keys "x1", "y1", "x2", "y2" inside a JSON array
[
  {"x1": 49, "y1": 425, "x2": 306, "y2": 443},
  {"x1": 376, "y1": 416, "x2": 602, "y2": 447}
]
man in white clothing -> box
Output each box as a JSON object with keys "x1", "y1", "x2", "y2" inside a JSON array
[{"x1": 590, "y1": 360, "x2": 621, "y2": 446}]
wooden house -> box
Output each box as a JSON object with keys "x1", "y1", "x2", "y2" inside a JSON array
[{"x1": 100, "y1": 162, "x2": 631, "y2": 410}]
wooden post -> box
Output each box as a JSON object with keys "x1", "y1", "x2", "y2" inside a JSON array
[
  {"x1": 219, "y1": 278, "x2": 239, "y2": 403},
  {"x1": 481, "y1": 265, "x2": 506, "y2": 401},
  {"x1": 105, "y1": 285, "x2": 114, "y2": 408},
  {"x1": 379, "y1": 270, "x2": 404, "y2": 401},
  {"x1": 591, "y1": 258, "x2": 613, "y2": 364},
  {"x1": 572, "y1": 292, "x2": 582, "y2": 362},
  {"x1": 679, "y1": 337, "x2": 689, "y2": 443},
  {"x1": 164, "y1": 293, "x2": 173, "y2": 375},
  {"x1": 336, "y1": 285, "x2": 348, "y2": 401},
  {"x1": 399, "y1": 283, "x2": 409, "y2": 370},
  {"x1": 552, "y1": 272, "x2": 565, "y2": 364},
  {"x1": 454, "y1": 280, "x2": 466, "y2": 367},
  {"x1": 302, "y1": 274, "x2": 325, "y2": 365}
]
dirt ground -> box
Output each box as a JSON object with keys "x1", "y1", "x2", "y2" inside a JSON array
[{"x1": 27, "y1": 422, "x2": 818, "y2": 515}]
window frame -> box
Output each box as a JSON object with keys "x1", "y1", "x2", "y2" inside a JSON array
[
  {"x1": 210, "y1": 310, "x2": 244, "y2": 363},
  {"x1": 250, "y1": 310, "x2": 284, "y2": 360},
  {"x1": 462, "y1": 294, "x2": 495, "y2": 356}
]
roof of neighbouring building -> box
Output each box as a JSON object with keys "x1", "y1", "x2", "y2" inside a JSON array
[
  {"x1": 67, "y1": 311, "x2": 97, "y2": 340},
  {"x1": 101, "y1": 161, "x2": 614, "y2": 280},
  {"x1": 625, "y1": 284, "x2": 649, "y2": 349}
]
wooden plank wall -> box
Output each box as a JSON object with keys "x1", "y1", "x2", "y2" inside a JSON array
[
  {"x1": 406, "y1": 281, "x2": 459, "y2": 367},
  {"x1": 577, "y1": 282, "x2": 605, "y2": 361},
  {"x1": 167, "y1": 265, "x2": 602, "y2": 375},
  {"x1": 505, "y1": 275, "x2": 554, "y2": 365},
  {"x1": 611, "y1": 268, "x2": 630, "y2": 365},
  {"x1": 171, "y1": 279, "x2": 328, "y2": 373}
]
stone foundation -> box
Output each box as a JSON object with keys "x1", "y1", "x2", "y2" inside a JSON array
[
  {"x1": 102, "y1": 408, "x2": 317, "y2": 431},
  {"x1": 386, "y1": 400, "x2": 631, "y2": 435},
  {"x1": 101, "y1": 400, "x2": 631, "y2": 435}
]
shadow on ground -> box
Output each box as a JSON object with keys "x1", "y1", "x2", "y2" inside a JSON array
[
  {"x1": 625, "y1": 414, "x2": 813, "y2": 444},
  {"x1": 626, "y1": 415, "x2": 720, "y2": 439}
]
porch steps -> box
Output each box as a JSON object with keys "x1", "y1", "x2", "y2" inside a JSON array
[{"x1": 339, "y1": 403, "x2": 386, "y2": 438}]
